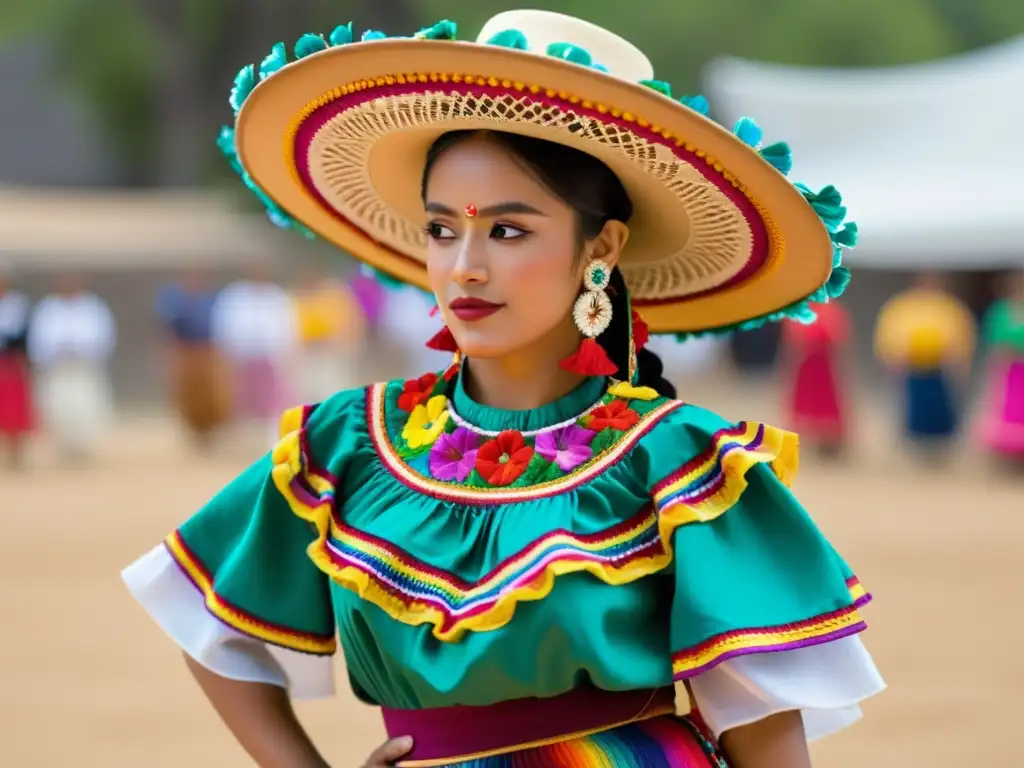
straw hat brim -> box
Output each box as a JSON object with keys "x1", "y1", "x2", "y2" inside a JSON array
[{"x1": 236, "y1": 39, "x2": 834, "y2": 334}]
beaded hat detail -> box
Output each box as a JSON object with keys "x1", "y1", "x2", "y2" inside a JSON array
[{"x1": 221, "y1": 10, "x2": 856, "y2": 336}]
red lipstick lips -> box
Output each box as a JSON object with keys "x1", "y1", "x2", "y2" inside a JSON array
[{"x1": 449, "y1": 297, "x2": 504, "y2": 322}]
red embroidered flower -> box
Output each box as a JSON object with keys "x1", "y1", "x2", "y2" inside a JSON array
[
  {"x1": 442, "y1": 362, "x2": 459, "y2": 382},
  {"x1": 475, "y1": 430, "x2": 534, "y2": 486},
  {"x1": 585, "y1": 400, "x2": 639, "y2": 432},
  {"x1": 398, "y1": 372, "x2": 439, "y2": 412}
]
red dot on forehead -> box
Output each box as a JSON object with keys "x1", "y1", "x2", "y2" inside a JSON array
[{"x1": 464, "y1": 203, "x2": 478, "y2": 217}]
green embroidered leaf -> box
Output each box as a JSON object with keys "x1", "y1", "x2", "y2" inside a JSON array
[
  {"x1": 534, "y1": 457, "x2": 566, "y2": 484},
  {"x1": 590, "y1": 428, "x2": 625, "y2": 455},
  {"x1": 512, "y1": 452, "x2": 552, "y2": 487},
  {"x1": 464, "y1": 469, "x2": 488, "y2": 488}
]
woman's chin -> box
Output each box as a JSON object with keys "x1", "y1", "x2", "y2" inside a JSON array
[{"x1": 455, "y1": 340, "x2": 509, "y2": 359}]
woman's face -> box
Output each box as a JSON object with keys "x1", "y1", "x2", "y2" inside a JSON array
[{"x1": 423, "y1": 137, "x2": 622, "y2": 360}]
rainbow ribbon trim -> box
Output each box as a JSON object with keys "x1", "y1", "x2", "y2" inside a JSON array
[
  {"x1": 672, "y1": 576, "x2": 871, "y2": 679},
  {"x1": 163, "y1": 528, "x2": 337, "y2": 655},
  {"x1": 652, "y1": 421, "x2": 799, "y2": 521},
  {"x1": 273, "y1": 402, "x2": 832, "y2": 646}
]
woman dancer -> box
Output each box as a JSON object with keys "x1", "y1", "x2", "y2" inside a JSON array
[
  {"x1": 874, "y1": 271, "x2": 976, "y2": 455},
  {"x1": 157, "y1": 268, "x2": 232, "y2": 447},
  {"x1": 27, "y1": 273, "x2": 117, "y2": 460},
  {"x1": 0, "y1": 272, "x2": 34, "y2": 467},
  {"x1": 124, "y1": 11, "x2": 883, "y2": 767},
  {"x1": 782, "y1": 301, "x2": 852, "y2": 458},
  {"x1": 976, "y1": 271, "x2": 1024, "y2": 464}
]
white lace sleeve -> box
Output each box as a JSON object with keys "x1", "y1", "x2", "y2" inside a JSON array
[
  {"x1": 688, "y1": 636, "x2": 885, "y2": 741},
  {"x1": 122, "y1": 545, "x2": 335, "y2": 700}
]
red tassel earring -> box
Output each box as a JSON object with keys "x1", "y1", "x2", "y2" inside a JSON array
[
  {"x1": 426, "y1": 325, "x2": 459, "y2": 352},
  {"x1": 631, "y1": 309, "x2": 650, "y2": 350},
  {"x1": 560, "y1": 260, "x2": 618, "y2": 377}
]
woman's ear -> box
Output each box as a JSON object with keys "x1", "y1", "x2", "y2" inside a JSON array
[{"x1": 585, "y1": 220, "x2": 630, "y2": 270}]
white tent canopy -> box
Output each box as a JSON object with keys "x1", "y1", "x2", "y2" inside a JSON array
[{"x1": 703, "y1": 37, "x2": 1024, "y2": 269}]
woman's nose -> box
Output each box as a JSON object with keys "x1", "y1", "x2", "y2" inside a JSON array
[{"x1": 451, "y1": 234, "x2": 489, "y2": 284}]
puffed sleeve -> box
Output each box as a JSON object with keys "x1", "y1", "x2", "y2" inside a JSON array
[
  {"x1": 121, "y1": 388, "x2": 365, "y2": 699},
  {"x1": 638, "y1": 404, "x2": 885, "y2": 740}
]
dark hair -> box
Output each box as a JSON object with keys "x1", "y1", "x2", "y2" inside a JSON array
[{"x1": 422, "y1": 130, "x2": 677, "y2": 399}]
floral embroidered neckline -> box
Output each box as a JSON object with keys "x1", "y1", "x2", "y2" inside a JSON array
[{"x1": 382, "y1": 364, "x2": 665, "y2": 490}]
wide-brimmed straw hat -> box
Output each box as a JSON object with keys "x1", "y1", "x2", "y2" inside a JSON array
[{"x1": 220, "y1": 10, "x2": 856, "y2": 336}]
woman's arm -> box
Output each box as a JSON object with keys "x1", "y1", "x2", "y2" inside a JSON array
[
  {"x1": 185, "y1": 654, "x2": 331, "y2": 768},
  {"x1": 719, "y1": 710, "x2": 812, "y2": 768}
]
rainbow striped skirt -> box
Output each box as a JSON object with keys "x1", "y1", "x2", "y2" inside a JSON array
[
  {"x1": 385, "y1": 687, "x2": 728, "y2": 767},
  {"x1": 439, "y1": 715, "x2": 727, "y2": 767}
]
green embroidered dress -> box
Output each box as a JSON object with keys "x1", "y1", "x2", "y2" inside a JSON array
[{"x1": 124, "y1": 365, "x2": 882, "y2": 751}]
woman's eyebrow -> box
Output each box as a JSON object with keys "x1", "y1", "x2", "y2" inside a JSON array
[{"x1": 424, "y1": 201, "x2": 548, "y2": 217}]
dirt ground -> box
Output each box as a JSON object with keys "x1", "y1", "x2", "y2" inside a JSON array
[{"x1": 2, "y1": 378, "x2": 1023, "y2": 767}]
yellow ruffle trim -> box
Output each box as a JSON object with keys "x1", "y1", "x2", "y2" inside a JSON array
[{"x1": 271, "y1": 406, "x2": 800, "y2": 643}]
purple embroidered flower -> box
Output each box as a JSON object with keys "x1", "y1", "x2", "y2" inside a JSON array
[
  {"x1": 535, "y1": 424, "x2": 596, "y2": 472},
  {"x1": 429, "y1": 427, "x2": 480, "y2": 482}
]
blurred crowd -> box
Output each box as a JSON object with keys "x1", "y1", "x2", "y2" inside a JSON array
[
  {"x1": 0, "y1": 263, "x2": 457, "y2": 467},
  {"x1": 1, "y1": 266, "x2": 1022, "y2": 472},
  {"x1": 779, "y1": 270, "x2": 1024, "y2": 469}
]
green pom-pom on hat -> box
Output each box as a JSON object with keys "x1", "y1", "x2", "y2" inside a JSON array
[
  {"x1": 679, "y1": 94, "x2": 709, "y2": 116},
  {"x1": 733, "y1": 117, "x2": 763, "y2": 148},
  {"x1": 760, "y1": 141, "x2": 792, "y2": 175},
  {"x1": 415, "y1": 20, "x2": 457, "y2": 40},
  {"x1": 361, "y1": 30, "x2": 387, "y2": 41},
  {"x1": 329, "y1": 23, "x2": 354, "y2": 46},
  {"x1": 486, "y1": 29, "x2": 528, "y2": 49},
  {"x1": 640, "y1": 79, "x2": 672, "y2": 98},
  {"x1": 546, "y1": 42, "x2": 592, "y2": 66},
  {"x1": 229, "y1": 64, "x2": 256, "y2": 114},
  {"x1": 259, "y1": 42, "x2": 288, "y2": 80},
  {"x1": 294, "y1": 33, "x2": 327, "y2": 59}
]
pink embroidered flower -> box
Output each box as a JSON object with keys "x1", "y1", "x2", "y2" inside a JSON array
[
  {"x1": 429, "y1": 427, "x2": 480, "y2": 482},
  {"x1": 535, "y1": 424, "x2": 596, "y2": 472}
]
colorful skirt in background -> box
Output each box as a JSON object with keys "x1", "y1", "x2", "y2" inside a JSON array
[
  {"x1": 977, "y1": 357, "x2": 1024, "y2": 457},
  {"x1": 170, "y1": 343, "x2": 232, "y2": 438},
  {"x1": 904, "y1": 368, "x2": 957, "y2": 439},
  {"x1": 0, "y1": 353, "x2": 34, "y2": 436},
  {"x1": 786, "y1": 347, "x2": 845, "y2": 447},
  {"x1": 439, "y1": 716, "x2": 727, "y2": 767}
]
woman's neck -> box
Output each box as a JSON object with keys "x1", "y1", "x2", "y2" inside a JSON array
[{"x1": 462, "y1": 322, "x2": 589, "y2": 411}]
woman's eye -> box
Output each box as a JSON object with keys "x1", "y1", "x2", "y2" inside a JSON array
[
  {"x1": 426, "y1": 221, "x2": 456, "y2": 240},
  {"x1": 491, "y1": 223, "x2": 528, "y2": 240}
]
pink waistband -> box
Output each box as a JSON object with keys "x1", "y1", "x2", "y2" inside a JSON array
[{"x1": 381, "y1": 685, "x2": 676, "y2": 766}]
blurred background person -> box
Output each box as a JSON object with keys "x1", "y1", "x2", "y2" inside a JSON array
[
  {"x1": 292, "y1": 264, "x2": 367, "y2": 403},
  {"x1": 975, "y1": 270, "x2": 1024, "y2": 466},
  {"x1": 27, "y1": 272, "x2": 117, "y2": 461},
  {"x1": 0, "y1": 269, "x2": 35, "y2": 468},
  {"x1": 781, "y1": 301, "x2": 853, "y2": 459},
  {"x1": 874, "y1": 271, "x2": 976, "y2": 458},
  {"x1": 349, "y1": 265, "x2": 387, "y2": 342},
  {"x1": 210, "y1": 263, "x2": 297, "y2": 443},
  {"x1": 156, "y1": 267, "x2": 232, "y2": 449}
]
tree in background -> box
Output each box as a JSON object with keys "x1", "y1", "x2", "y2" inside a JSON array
[
  {"x1": 0, "y1": 0, "x2": 420, "y2": 186},
  {"x1": 1, "y1": 0, "x2": 1021, "y2": 187}
]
